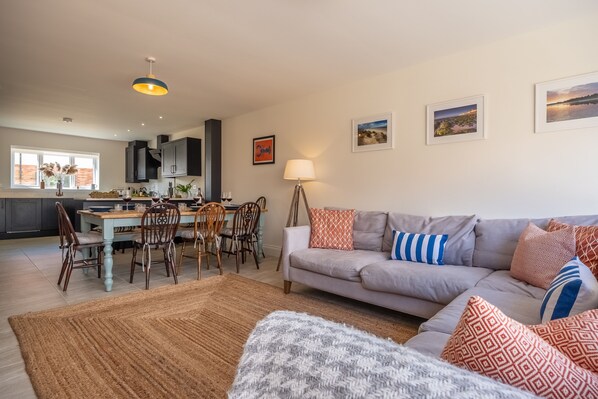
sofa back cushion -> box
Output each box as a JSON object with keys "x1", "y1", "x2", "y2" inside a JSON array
[
  {"x1": 382, "y1": 213, "x2": 477, "y2": 266},
  {"x1": 326, "y1": 208, "x2": 388, "y2": 251},
  {"x1": 473, "y1": 215, "x2": 598, "y2": 270},
  {"x1": 353, "y1": 210, "x2": 388, "y2": 251}
]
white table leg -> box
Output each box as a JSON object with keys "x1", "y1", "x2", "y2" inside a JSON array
[{"x1": 102, "y1": 220, "x2": 115, "y2": 292}]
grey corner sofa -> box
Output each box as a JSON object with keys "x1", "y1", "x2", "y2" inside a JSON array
[{"x1": 281, "y1": 210, "x2": 598, "y2": 357}]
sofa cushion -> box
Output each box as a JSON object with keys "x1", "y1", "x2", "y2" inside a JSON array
[
  {"x1": 441, "y1": 296, "x2": 598, "y2": 399},
  {"x1": 309, "y1": 208, "x2": 355, "y2": 250},
  {"x1": 290, "y1": 248, "x2": 389, "y2": 281},
  {"x1": 382, "y1": 213, "x2": 477, "y2": 266},
  {"x1": 510, "y1": 222, "x2": 576, "y2": 289},
  {"x1": 540, "y1": 257, "x2": 598, "y2": 323},
  {"x1": 352, "y1": 210, "x2": 388, "y2": 251},
  {"x1": 419, "y1": 287, "x2": 543, "y2": 335},
  {"x1": 404, "y1": 331, "x2": 451, "y2": 358},
  {"x1": 360, "y1": 260, "x2": 492, "y2": 305},
  {"x1": 391, "y1": 230, "x2": 448, "y2": 265},
  {"x1": 548, "y1": 219, "x2": 598, "y2": 279},
  {"x1": 475, "y1": 270, "x2": 546, "y2": 300},
  {"x1": 529, "y1": 309, "x2": 598, "y2": 373},
  {"x1": 473, "y1": 214, "x2": 598, "y2": 270}
]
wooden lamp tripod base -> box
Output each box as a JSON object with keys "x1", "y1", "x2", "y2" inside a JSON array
[{"x1": 276, "y1": 180, "x2": 310, "y2": 271}]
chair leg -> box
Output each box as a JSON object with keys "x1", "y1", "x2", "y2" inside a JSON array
[
  {"x1": 251, "y1": 240, "x2": 260, "y2": 270},
  {"x1": 177, "y1": 241, "x2": 187, "y2": 276},
  {"x1": 63, "y1": 251, "x2": 75, "y2": 292},
  {"x1": 97, "y1": 247, "x2": 102, "y2": 278},
  {"x1": 130, "y1": 245, "x2": 138, "y2": 283},
  {"x1": 215, "y1": 245, "x2": 223, "y2": 275},
  {"x1": 163, "y1": 248, "x2": 171, "y2": 277},
  {"x1": 168, "y1": 246, "x2": 178, "y2": 285},
  {"x1": 196, "y1": 246, "x2": 202, "y2": 280},
  {"x1": 57, "y1": 248, "x2": 70, "y2": 286},
  {"x1": 145, "y1": 250, "x2": 151, "y2": 290},
  {"x1": 235, "y1": 241, "x2": 240, "y2": 273}
]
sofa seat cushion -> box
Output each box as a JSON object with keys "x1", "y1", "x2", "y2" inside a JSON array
[
  {"x1": 289, "y1": 248, "x2": 389, "y2": 281},
  {"x1": 475, "y1": 270, "x2": 546, "y2": 299},
  {"x1": 419, "y1": 287, "x2": 542, "y2": 335},
  {"x1": 404, "y1": 331, "x2": 451, "y2": 358},
  {"x1": 360, "y1": 261, "x2": 493, "y2": 305}
]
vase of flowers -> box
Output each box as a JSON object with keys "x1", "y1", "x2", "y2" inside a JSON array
[{"x1": 39, "y1": 162, "x2": 78, "y2": 197}]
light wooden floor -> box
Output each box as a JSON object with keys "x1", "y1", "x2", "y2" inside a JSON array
[{"x1": 0, "y1": 236, "x2": 422, "y2": 398}]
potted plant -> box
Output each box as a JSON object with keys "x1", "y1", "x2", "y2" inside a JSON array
[{"x1": 175, "y1": 179, "x2": 195, "y2": 198}]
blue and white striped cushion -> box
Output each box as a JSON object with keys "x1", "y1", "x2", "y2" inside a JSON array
[
  {"x1": 540, "y1": 257, "x2": 598, "y2": 323},
  {"x1": 391, "y1": 230, "x2": 448, "y2": 265}
]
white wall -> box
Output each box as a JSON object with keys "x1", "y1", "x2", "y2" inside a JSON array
[
  {"x1": 0, "y1": 126, "x2": 127, "y2": 197},
  {"x1": 222, "y1": 14, "x2": 598, "y2": 254}
]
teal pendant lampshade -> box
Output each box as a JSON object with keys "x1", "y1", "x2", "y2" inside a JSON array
[{"x1": 132, "y1": 57, "x2": 168, "y2": 96}]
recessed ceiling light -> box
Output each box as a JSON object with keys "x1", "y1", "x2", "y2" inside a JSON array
[
  {"x1": 114, "y1": 134, "x2": 118, "y2": 137},
  {"x1": 127, "y1": 129, "x2": 131, "y2": 132},
  {"x1": 62, "y1": 117, "x2": 73, "y2": 123},
  {"x1": 159, "y1": 116, "x2": 163, "y2": 119},
  {"x1": 141, "y1": 123, "x2": 145, "y2": 126}
]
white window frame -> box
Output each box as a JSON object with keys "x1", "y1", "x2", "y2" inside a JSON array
[{"x1": 11, "y1": 146, "x2": 100, "y2": 190}]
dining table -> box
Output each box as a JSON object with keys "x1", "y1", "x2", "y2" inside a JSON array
[{"x1": 78, "y1": 207, "x2": 266, "y2": 292}]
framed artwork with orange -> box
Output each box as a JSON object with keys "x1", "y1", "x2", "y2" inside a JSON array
[{"x1": 253, "y1": 135, "x2": 275, "y2": 165}]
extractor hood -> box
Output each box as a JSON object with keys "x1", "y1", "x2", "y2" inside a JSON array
[{"x1": 148, "y1": 134, "x2": 169, "y2": 163}]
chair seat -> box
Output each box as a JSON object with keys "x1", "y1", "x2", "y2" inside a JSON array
[{"x1": 75, "y1": 231, "x2": 104, "y2": 245}]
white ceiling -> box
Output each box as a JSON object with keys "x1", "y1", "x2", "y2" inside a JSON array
[{"x1": 1, "y1": 0, "x2": 597, "y2": 142}]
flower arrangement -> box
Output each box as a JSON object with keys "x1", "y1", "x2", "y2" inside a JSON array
[{"x1": 39, "y1": 162, "x2": 78, "y2": 180}]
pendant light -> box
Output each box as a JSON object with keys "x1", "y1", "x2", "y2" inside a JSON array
[{"x1": 132, "y1": 57, "x2": 168, "y2": 96}]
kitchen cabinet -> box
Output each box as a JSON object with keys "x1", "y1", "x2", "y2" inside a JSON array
[
  {"x1": 126, "y1": 140, "x2": 156, "y2": 183},
  {"x1": 41, "y1": 198, "x2": 73, "y2": 231},
  {"x1": 0, "y1": 199, "x2": 5, "y2": 233},
  {"x1": 161, "y1": 137, "x2": 202, "y2": 177},
  {"x1": 6, "y1": 198, "x2": 42, "y2": 233}
]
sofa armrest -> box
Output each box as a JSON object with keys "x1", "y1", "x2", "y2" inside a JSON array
[{"x1": 281, "y1": 225, "x2": 311, "y2": 280}]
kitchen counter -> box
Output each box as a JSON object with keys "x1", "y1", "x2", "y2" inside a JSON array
[{"x1": 85, "y1": 197, "x2": 192, "y2": 201}]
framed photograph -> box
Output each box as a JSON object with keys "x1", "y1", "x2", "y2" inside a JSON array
[
  {"x1": 253, "y1": 135, "x2": 275, "y2": 165},
  {"x1": 535, "y1": 71, "x2": 598, "y2": 133},
  {"x1": 352, "y1": 112, "x2": 394, "y2": 152},
  {"x1": 426, "y1": 95, "x2": 485, "y2": 145}
]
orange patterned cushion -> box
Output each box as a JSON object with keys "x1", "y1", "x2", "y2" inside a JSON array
[
  {"x1": 547, "y1": 219, "x2": 598, "y2": 280},
  {"x1": 510, "y1": 222, "x2": 575, "y2": 289},
  {"x1": 441, "y1": 296, "x2": 598, "y2": 399},
  {"x1": 529, "y1": 309, "x2": 598, "y2": 374},
  {"x1": 309, "y1": 208, "x2": 354, "y2": 250}
]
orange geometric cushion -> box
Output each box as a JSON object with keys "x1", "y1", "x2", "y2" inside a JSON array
[
  {"x1": 547, "y1": 219, "x2": 598, "y2": 280},
  {"x1": 309, "y1": 208, "x2": 354, "y2": 250},
  {"x1": 510, "y1": 222, "x2": 576, "y2": 289},
  {"x1": 441, "y1": 296, "x2": 598, "y2": 399},
  {"x1": 529, "y1": 309, "x2": 598, "y2": 374}
]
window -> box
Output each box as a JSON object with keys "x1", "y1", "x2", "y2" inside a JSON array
[{"x1": 11, "y1": 146, "x2": 99, "y2": 189}]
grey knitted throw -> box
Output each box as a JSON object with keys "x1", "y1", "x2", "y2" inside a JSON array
[{"x1": 229, "y1": 311, "x2": 538, "y2": 399}]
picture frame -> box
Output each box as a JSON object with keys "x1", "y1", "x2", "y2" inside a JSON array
[
  {"x1": 252, "y1": 135, "x2": 275, "y2": 165},
  {"x1": 535, "y1": 71, "x2": 598, "y2": 133},
  {"x1": 352, "y1": 112, "x2": 394, "y2": 152},
  {"x1": 426, "y1": 95, "x2": 485, "y2": 145}
]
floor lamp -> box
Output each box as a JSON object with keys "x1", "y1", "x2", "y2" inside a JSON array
[{"x1": 276, "y1": 159, "x2": 315, "y2": 271}]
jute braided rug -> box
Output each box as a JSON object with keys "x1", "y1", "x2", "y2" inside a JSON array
[{"x1": 10, "y1": 274, "x2": 418, "y2": 398}]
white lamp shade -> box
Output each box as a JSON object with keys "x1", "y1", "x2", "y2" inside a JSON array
[{"x1": 283, "y1": 159, "x2": 315, "y2": 181}]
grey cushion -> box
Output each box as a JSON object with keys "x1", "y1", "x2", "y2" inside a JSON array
[
  {"x1": 404, "y1": 331, "x2": 451, "y2": 358},
  {"x1": 290, "y1": 248, "x2": 389, "y2": 282},
  {"x1": 476, "y1": 270, "x2": 546, "y2": 299},
  {"x1": 472, "y1": 214, "x2": 598, "y2": 270},
  {"x1": 419, "y1": 287, "x2": 543, "y2": 335},
  {"x1": 179, "y1": 229, "x2": 195, "y2": 240},
  {"x1": 75, "y1": 231, "x2": 104, "y2": 245},
  {"x1": 353, "y1": 210, "x2": 388, "y2": 251},
  {"x1": 382, "y1": 213, "x2": 477, "y2": 266},
  {"x1": 325, "y1": 207, "x2": 388, "y2": 251},
  {"x1": 360, "y1": 260, "x2": 493, "y2": 305}
]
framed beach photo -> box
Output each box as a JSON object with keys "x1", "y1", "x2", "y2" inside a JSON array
[
  {"x1": 535, "y1": 71, "x2": 598, "y2": 133},
  {"x1": 352, "y1": 112, "x2": 394, "y2": 152},
  {"x1": 253, "y1": 135, "x2": 275, "y2": 165},
  {"x1": 426, "y1": 95, "x2": 485, "y2": 145}
]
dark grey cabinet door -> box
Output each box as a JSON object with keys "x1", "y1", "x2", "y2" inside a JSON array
[
  {"x1": 161, "y1": 138, "x2": 201, "y2": 177},
  {"x1": 6, "y1": 199, "x2": 42, "y2": 233},
  {"x1": 0, "y1": 199, "x2": 5, "y2": 233},
  {"x1": 125, "y1": 145, "x2": 136, "y2": 183},
  {"x1": 42, "y1": 198, "x2": 63, "y2": 230}
]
